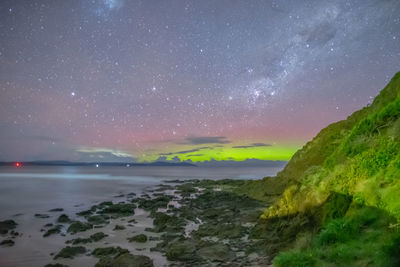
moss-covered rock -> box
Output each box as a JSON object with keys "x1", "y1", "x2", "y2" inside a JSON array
[
  {"x1": 0, "y1": 220, "x2": 17, "y2": 234},
  {"x1": 166, "y1": 240, "x2": 196, "y2": 261},
  {"x1": 67, "y1": 221, "x2": 92, "y2": 234},
  {"x1": 152, "y1": 212, "x2": 185, "y2": 233},
  {"x1": 138, "y1": 195, "x2": 173, "y2": 211},
  {"x1": 67, "y1": 232, "x2": 107, "y2": 245},
  {"x1": 98, "y1": 203, "x2": 135, "y2": 217},
  {"x1": 54, "y1": 246, "x2": 86, "y2": 259},
  {"x1": 94, "y1": 252, "x2": 153, "y2": 267},
  {"x1": 91, "y1": 232, "x2": 108, "y2": 242},
  {"x1": 87, "y1": 215, "x2": 109, "y2": 225},
  {"x1": 127, "y1": 234, "x2": 147, "y2": 243},
  {"x1": 197, "y1": 243, "x2": 233, "y2": 262},
  {"x1": 113, "y1": 224, "x2": 126, "y2": 231},
  {"x1": 57, "y1": 214, "x2": 71, "y2": 223},
  {"x1": 92, "y1": 246, "x2": 129, "y2": 258},
  {"x1": 43, "y1": 225, "x2": 63, "y2": 237}
]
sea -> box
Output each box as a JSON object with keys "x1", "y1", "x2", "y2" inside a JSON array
[{"x1": 0, "y1": 165, "x2": 285, "y2": 267}]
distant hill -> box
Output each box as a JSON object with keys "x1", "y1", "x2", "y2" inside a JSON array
[
  {"x1": 240, "y1": 72, "x2": 400, "y2": 266},
  {"x1": 0, "y1": 161, "x2": 196, "y2": 167},
  {"x1": 196, "y1": 159, "x2": 287, "y2": 167}
]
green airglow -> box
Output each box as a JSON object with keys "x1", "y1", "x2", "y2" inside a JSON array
[{"x1": 141, "y1": 144, "x2": 300, "y2": 162}]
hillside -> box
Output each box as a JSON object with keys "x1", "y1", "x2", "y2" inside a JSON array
[{"x1": 241, "y1": 72, "x2": 400, "y2": 266}]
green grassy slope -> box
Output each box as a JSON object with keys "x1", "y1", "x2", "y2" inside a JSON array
[{"x1": 241, "y1": 72, "x2": 400, "y2": 266}]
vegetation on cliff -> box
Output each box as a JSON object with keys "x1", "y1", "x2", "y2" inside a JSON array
[{"x1": 242, "y1": 72, "x2": 400, "y2": 266}]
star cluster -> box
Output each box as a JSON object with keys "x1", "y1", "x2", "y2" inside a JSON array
[{"x1": 0, "y1": 0, "x2": 399, "y2": 162}]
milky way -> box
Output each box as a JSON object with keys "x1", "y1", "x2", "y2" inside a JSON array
[{"x1": 1, "y1": 0, "x2": 400, "y2": 162}]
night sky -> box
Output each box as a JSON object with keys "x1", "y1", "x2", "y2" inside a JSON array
[{"x1": 1, "y1": 0, "x2": 400, "y2": 163}]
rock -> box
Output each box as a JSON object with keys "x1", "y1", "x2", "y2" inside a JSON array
[
  {"x1": 54, "y1": 246, "x2": 87, "y2": 259},
  {"x1": 48, "y1": 208, "x2": 64, "y2": 212},
  {"x1": 91, "y1": 232, "x2": 108, "y2": 242},
  {"x1": 43, "y1": 225, "x2": 62, "y2": 237},
  {"x1": 10, "y1": 230, "x2": 19, "y2": 236},
  {"x1": 128, "y1": 234, "x2": 148, "y2": 243},
  {"x1": 152, "y1": 212, "x2": 185, "y2": 233},
  {"x1": 95, "y1": 253, "x2": 153, "y2": 267},
  {"x1": 0, "y1": 220, "x2": 17, "y2": 234},
  {"x1": 166, "y1": 240, "x2": 196, "y2": 261},
  {"x1": 87, "y1": 215, "x2": 109, "y2": 225},
  {"x1": 138, "y1": 195, "x2": 173, "y2": 211},
  {"x1": 67, "y1": 221, "x2": 92, "y2": 234},
  {"x1": 98, "y1": 203, "x2": 136, "y2": 218},
  {"x1": 44, "y1": 264, "x2": 69, "y2": 267},
  {"x1": 66, "y1": 232, "x2": 108, "y2": 245},
  {"x1": 197, "y1": 243, "x2": 233, "y2": 262},
  {"x1": 113, "y1": 225, "x2": 126, "y2": 231},
  {"x1": 0, "y1": 239, "x2": 15, "y2": 247},
  {"x1": 57, "y1": 214, "x2": 71, "y2": 223},
  {"x1": 34, "y1": 213, "x2": 50, "y2": 219},
  {"x1": 92, "y1": 246, "x2": 129, "y2": 258}
]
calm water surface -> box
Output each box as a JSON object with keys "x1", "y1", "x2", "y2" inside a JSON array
[{"x1": 0, "y1": 165, "x2": 285, "y2": 267}]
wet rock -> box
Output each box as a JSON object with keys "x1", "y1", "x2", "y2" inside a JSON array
[
  {"x1": 98, "y1": 203, "x2": 136, "y2": 218},
  {"x1": 149, "y1": 236, "x2": 160, "y2": 241},
  {"x1": 176, "y1": 183, "x2": 197, "y2": 197},
  {"x1": 91, "y1": 232, "x2": 108, "y2": 242},
  {"x1": 57, "y1": 214, "x2": 71, "y2": 223},
  {"x1": 128, "y1": 234, "x2": 148, "y2": 243},
  {"x1": 44, "y1": 264, "x2": 69, "y2": 267},
  {"x1": 197, "y1": 243, "x2": 233, "y2": 262},
  {"x1": 113, "y1": 225, "x2": 125, "y2": 231},
  {"x1": 34, "y1": 213, "x2": 50, "y2": 219},
  {"x1": 48, "y1": 208, "x2": 64, "y2": 212},
  {"x1": 138, "y1": 195, "x2": 173, "y2": 211},
  {"x1": 67, "y1": 221, "x2": 92, "y2": 234},
  {"x1": 54, "y1": 246, "x2": 87, "y2": 259},
  {"x1": 0, "y1": 239, "x2": 15, "y2": 247},
  {"x1": 87, "y1": 215, "x2": 109, "y2": 225},
  {"x1": 0, "y1": 220, "x2": 17, "y2": 235},
  {"x1": 92, "y1": 246, "x2": 129, "y2": 258},
  {"x1": 152, "y1": 212, "x2": 185, "y2": 233},
  {"x1": 128, "y1": 218, "x2": 137, "y2": 224},
  {"x1": 95, "y1": 252, "x2": 153, "y2": 267},
  {"x1": 43, "y1": 225, "x2": 62, "y2": 237},
  {"x1": 166, "y1": 240, "x2": 196, "y2": 261},
  {"x1": 66, "y1": 232, "x2": 108, "y2": 245}
]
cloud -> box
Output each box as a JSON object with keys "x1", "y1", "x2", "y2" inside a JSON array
[
  {"x1": 159, "y1": 147, "x2": 210, "y2": 156},
  {"x1": 232, "y1": 143, "x2": 271, "y2": 149},
  {"x1": 77, "y1": 147, "x2": 134, "y2": 160},
  {"x1": 179, "y1": 136, "x2": 231, "y2": 145}
]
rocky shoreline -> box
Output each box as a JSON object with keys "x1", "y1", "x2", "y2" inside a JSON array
[{"x1": 0, "y1": 179, "x2": 273, "y2": 267}]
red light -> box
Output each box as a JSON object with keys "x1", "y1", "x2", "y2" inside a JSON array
[{"x1": 15, "y1": 162, "x2": 21, "y2": 167}]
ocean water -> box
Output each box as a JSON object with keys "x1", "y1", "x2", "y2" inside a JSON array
[
  {"x1": 0, "y1": 165, "x2": 285, "y2": 266},
  {"x1": 0, "y1": 165, "x2": 284, "y2": 218}
]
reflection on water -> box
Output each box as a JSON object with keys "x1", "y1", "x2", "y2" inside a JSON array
[{"x1": 0, "y1": 165, "x2": 285, "y2": 267}]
